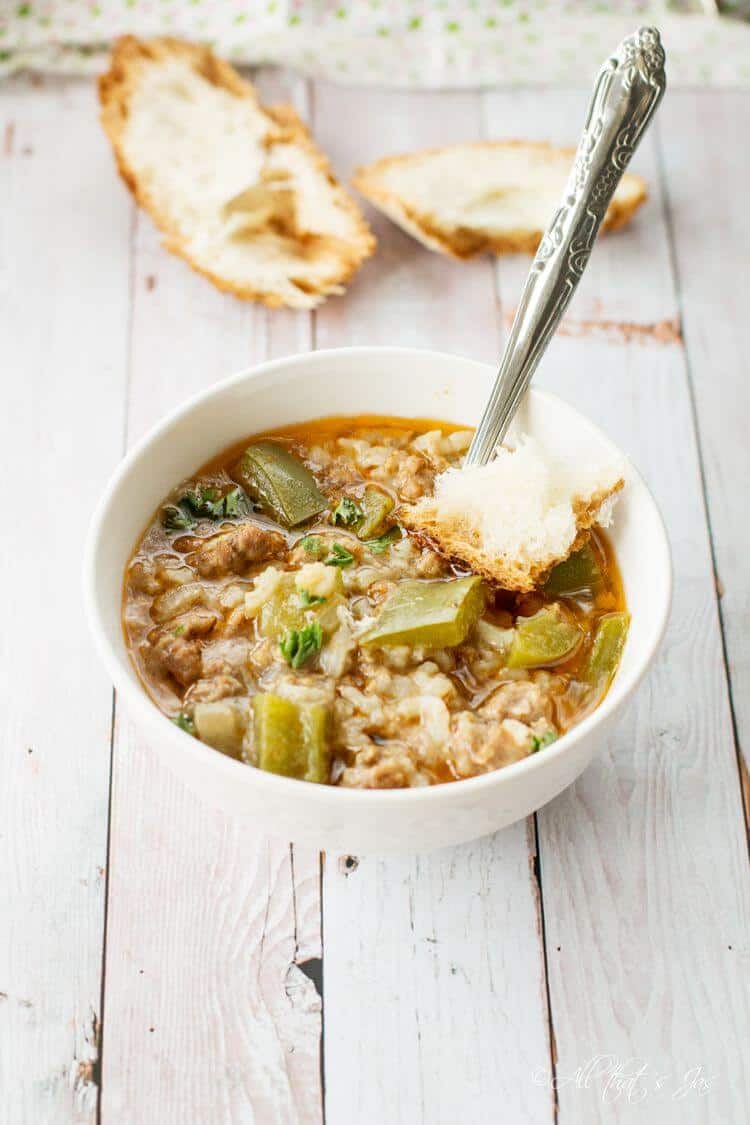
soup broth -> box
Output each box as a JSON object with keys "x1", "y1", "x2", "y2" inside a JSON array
[{"x1": 123, "y1": 415, "x2": 628, "y2": 788}]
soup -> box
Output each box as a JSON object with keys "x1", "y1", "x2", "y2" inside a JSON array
[{"x1": 122, "y1": 415, "x2": 628, "y2": 788}]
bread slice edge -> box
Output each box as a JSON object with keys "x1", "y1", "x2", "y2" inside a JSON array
[
  {"x1": 353, "y1": 140, "x2": 647, "y2": 260},
  {"x1": 99, "y1": 36, "x2": 376, "y2": 308},
  {"x1": 400, "y1": 477, "x2": 625, "y2": 592}
]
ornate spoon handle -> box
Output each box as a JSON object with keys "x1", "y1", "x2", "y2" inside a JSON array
[{"x1": 464, "y1": 26, "x2": 666, "y2": 468}]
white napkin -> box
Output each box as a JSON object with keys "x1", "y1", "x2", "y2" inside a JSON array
[{"x1": 2, "y1": 1, "x2": 750, "y2": 86}]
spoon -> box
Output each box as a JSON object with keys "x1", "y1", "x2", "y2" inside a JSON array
[{"x1": 464, "y1": 26, "x2": 667, "y2": 469}]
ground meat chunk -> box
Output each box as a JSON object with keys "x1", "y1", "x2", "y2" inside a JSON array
[
  {"x1": 479, "y1": 680, "x2": 553, "y2": 725},
  {"x1": 128, "y1": 558, "x2": 161, "y2": 596},
  {"x1": 362, "y1": 447, "x2": 434, "y2": 502},
  {"x1": 321, "y1": 456, "x2": 361, "y2": 492},
  {"x1": 414, "y1": 548, "x2": 450, "y2": 578},
  {"x1": 393, "y1": 453, "x2": 434, "y2": 502},
  {"x1": 193, "y1": 523, "x2": 286, "y2": 579},
  {"x1": 152, "y1": 634, "x2": 202, "y2": 687},
  {"x1": 185, "y1": 673, "x2": 244, "y2": 704},
  {"x1": 338, "y1": 742, "x2": 422, "y2": 789},
  {"x1": 450, "y1": 712, "x2": 535, "y2": 777},
  {"x1": 201, "y1": 637, "x2": 254, "y2": 677},
  {"x1": 149, "y1": 610, "x2": 218, "y2": 687}
]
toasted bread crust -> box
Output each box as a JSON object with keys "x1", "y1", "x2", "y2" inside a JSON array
[
  {"x1": 400, "y1": 478, "x2": 624, "y2": 592},
  {"x1": 353, "y1": 141, "x2": 647, "y2": 260},
  {"x1": 99, "y1": 37, "x2": 375, "y2": 308}
]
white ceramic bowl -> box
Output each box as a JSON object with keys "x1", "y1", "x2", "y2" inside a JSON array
[{"x1": 84, "y1": 347, "x2": 671, "y2": 855}]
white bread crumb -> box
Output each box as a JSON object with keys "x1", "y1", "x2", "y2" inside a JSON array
[{"x1": 401, "y1": 435, "x2": 625, "y2": 591}]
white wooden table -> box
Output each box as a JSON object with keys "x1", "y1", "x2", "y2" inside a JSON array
[{"x1": 2, "y1": 71, "x2": 749, "y2": 1125}]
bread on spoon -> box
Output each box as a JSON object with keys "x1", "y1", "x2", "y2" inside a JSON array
[
  {"x1": 353, "y1": 140, "x2": 646, "y2": 259},
  {"x1": 99, "y1": 37, "x2": 375, "y2": 309},
  {"x1": 400, "y1": 434, "x2": 625, "y2": 592}
]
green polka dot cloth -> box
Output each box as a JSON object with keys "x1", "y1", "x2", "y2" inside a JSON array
[{"x1": 2, "y1": 2, "x2": 750, "y2": 85}]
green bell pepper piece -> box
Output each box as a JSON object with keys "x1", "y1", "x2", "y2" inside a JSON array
[
  {"x1": 300, "y1": 703, "x2": 330, "y2": 786},
  {"x1": 362, "y1": 576, "x2": 485, "y2": 648},
  {"x1": 172, "y1": 711, "x2": 196, "y2": 736},
  {"x1": 584, "y1": 612, "x2": 630, "y2": 695},
  {"x1": 253, "y1": 693, "x2": 331, "y2": 784},
  {"x1": 259, "y1": 572, "x2": 344, "y2": 641},
  {"x1": 236, "y1": 441, "x2": 328, "y2": 528},
  {"x1": 356, "y1": 486, "x2": 395, "y2": 540},
  {"x1": 544, "y1": 544, "x2": 603, "y2": 596},
  {"x1": 507, "y1": 605, "x2": 583, "y2": 669}
]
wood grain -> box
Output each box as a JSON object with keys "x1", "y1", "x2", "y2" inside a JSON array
[
  {"x1": 658, "y1": 91, "x2": 750, "y2": 788},
  {"x1": 99, "y1": 73, "x2": 324, "y2": 1124},
  {"x1": 482, "y1": 88, "x2": 675, "y2": 330},
  {"x1": 313, "y1": 85, "x2": 500, "y2": 362},
  {"x1": 313, "y1": 82, "x2": 554, "y2": 1125},
  {"x1": 323, "y1": 830, "x2": 555, "y2": 1125},
  {"x1": 4, "y1": 68, "x2": 750, "y2": 1125},
  {"x1": 0, "y1": 78, "x2": 131, "y2": 1123},
  {"x1": 487, "y1": 88, "x2": 750, "y2": 1123},
  {"x1": 534, "y1": 339, "x2": 750, "y2": 1124}
]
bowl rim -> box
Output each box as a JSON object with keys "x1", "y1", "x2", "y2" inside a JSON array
[{"x1": 83, "y1": 345, "x2": 673, "y2": 808}]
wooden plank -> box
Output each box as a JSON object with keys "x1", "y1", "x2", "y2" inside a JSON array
[
  {"x1": 486, "y1": 89, "x2": 750, "y2": 1121},
  {"x1": 534, "y1": 340, "x2": 750, "y2": 1123},
  {"x1": 313, "y1": 86, "x2": 500, "y2": 361},
  {"x1": 100, "y1": 72, "x2": 323, "y2": 1123},
  {"x1": 658, "y1": 91, "x2": 750, "y2": 783},
  {"x1": 0, "y1": 77, "x2": 131, "y2": 1122},
  {"x1": 323, "y1": 830, "x2": 554, "y2": 1125},
  {"x1": 313, "y1": 82, "x2": 554, "y2": 1125}
]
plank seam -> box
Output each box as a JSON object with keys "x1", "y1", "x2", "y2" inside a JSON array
[
  {"x1": 479, "y1": 87, "x2": 560, "y2": 1113},
  {"x1": 531, "y1": 815, "x2": 560, "y2": 1123},
  {"x1": 306, "y1": 72, "x2": 325, "y2": 1125},
  {"x1": 94, "y1": 689, "x2": 116, "y2": 1125},
  {"x1": 97, "y1": 198, "x2": 138, "y2": 1124},
  {"x1": 318, "y1": 852, "x2": 327, "y2": 1125}
]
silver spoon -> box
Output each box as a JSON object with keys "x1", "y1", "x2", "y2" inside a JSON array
[{"x1": 464, "y1": 26, "x2": 667, "y2": 469}]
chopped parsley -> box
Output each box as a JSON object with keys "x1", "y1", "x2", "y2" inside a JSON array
[
  {"x1": 173, "y1": 712, "x2": 196, "y2": 736},
  {"x1": 299, "y1": 534, "x2": 326, "y2": 558},
  {"x1": 332, "y1": 497, "x2": 364, "y2": 527},
  {"x1": 364, "y1": 525, "x2": 402, "y2": 554},
  {"x1": 325, "y1": 542, "x2": 355, "y2": 568},
  {"x1": 299, "y1": 588, "x2": 326, "y2": 607},
  {"x1": 280, "y1": 622, "x2": 324, "y2": 669},
  {"x1": 531, "y1": 730, "x2": 558, "y2": 753},
  {"x1": 222, "y1": 486, "x2": 252, "y2": 519},
  {"x1": 161, "y1": 503, "x2": 195, "y2": 532},
  {"x1": 181, "y1": 486, "x2": 222, "y2": 517},
  {"x1": 161, "y1": 484, "x2": 251, "y2": 530}
]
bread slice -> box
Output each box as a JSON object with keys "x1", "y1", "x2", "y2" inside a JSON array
[
  {"x1": 353, "y1": 141, "x2": 646, "y2": 259},
  {"x1": 99, "y1": 37, "x2": 375, "y2": 308},
  {"x1": 400, "y1": 435, "x2": 624, "y2": 592}
]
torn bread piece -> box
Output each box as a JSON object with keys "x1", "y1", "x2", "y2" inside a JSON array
[
  {"x1": 353, "y1": 141, "x2": 646, "y2": 259},
  {"x1": 99, "y1": 37, "x2": 375, "y2": 308},
  {"x1": 401, "y1": 435, "x2": 625, "y2": 592}
]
